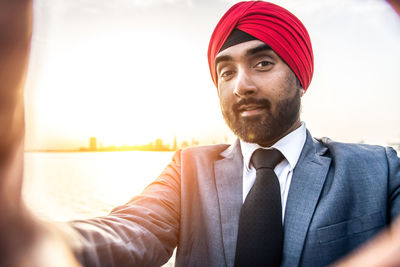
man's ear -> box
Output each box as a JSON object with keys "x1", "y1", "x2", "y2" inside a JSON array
[
  {"x1": 300, "y1": 88, "x2": 305, "y2": 97},
  {"x1": 295, "y1": 77, "x2": 305, "y2": 97}
]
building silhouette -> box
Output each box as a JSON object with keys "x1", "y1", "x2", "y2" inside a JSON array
[
  {"x1": 89, "y1": 137, "x2": 97, "y2": 151},
  {"x1": 173, "y1": 136, "x2": 177, "y2": 151}
]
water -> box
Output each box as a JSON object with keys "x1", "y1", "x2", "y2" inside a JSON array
[{"x1": 23, "y1": 151, "x2": 176, "y2": 266}]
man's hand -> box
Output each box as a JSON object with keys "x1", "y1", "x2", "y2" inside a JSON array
[
  {"x1": 332, "y1": 217, "x2": 400, "y2": 267},
  {"x1": 0, "y1": 2, "x2": 33, "y2": 264},
  {"x1": 0, "y1": 1, "x2": 80, "y2": 266}
]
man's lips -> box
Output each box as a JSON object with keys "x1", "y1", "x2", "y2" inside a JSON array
[
  {"x1": 238, "y1": 104, "x2": 266, "y2": 117},
  {"x1": 232, "y1": 98, "x2": 271, "y2": 117}
]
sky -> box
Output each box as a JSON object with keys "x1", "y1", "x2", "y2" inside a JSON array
[{"x1": 24, "y1": 0, "x2": 400, "y2": 150}]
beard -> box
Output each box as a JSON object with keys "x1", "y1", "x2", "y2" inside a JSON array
[{"x1": 221, "y1": 88, "x2": 301, "y2": 146}]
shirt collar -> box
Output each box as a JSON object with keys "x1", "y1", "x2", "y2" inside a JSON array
[{"x1": 240, "y1": 122, "x2": 307, "y2": 171}]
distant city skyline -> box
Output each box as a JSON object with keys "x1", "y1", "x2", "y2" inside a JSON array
[
  {"x1": 80, "y1": 136, "x2": 201, "y2": 152},
  {"x1": 27, "y1": 136, "x2": 210, "y2": 152}
]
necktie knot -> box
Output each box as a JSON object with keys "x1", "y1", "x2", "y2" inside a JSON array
[{"x1": 251, "y1": 148, "x2": 284, "y2": 170}]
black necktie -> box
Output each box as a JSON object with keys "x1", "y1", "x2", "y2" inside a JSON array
[{"x1": 234, "y1": 148, "x2": 285, "y2": 267}]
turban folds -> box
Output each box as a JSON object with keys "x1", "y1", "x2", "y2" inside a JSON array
[{"x1": 207, "y1": 1, "x2": 314, "y2": 91}]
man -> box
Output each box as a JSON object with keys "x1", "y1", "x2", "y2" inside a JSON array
[{"x1": 66, "y1": 1, "x2": 400, "y2": 267}]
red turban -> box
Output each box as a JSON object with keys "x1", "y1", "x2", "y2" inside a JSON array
[{"x1": 207, "y1": 1, "x2": 314, "y2": 91}]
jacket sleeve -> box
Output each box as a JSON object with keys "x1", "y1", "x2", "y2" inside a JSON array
[
  {"x1": 387, "y1": 147, "x2": 400, "y2": 220},
  {"x1": 65, "y1": 150, "x2": 182, "y2": 267}
]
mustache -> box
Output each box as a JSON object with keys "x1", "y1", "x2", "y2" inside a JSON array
[{"x1": 232, "y1": 97, "x2": 272, "y2": 113}]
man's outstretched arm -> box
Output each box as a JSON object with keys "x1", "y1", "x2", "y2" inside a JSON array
[{"x1": 64, "y1": 151, "x2": 182, "y2": 267}]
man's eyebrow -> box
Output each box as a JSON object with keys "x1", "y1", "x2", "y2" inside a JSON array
[
  {"x1": 215, "y1": 43, "x2": 273, "y2": 68},
  {"x1": 215, "y1": 55, "x2": 233, "y2": 68},
  {"x1": 245, "y1": 43, "x2": 272, "y2": 57}
]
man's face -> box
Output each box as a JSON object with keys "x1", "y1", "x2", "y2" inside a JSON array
[{"x1": 215, "y1": 40, "x2": 304, "y2": 147}]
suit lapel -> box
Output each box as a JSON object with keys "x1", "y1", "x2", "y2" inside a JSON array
[
  {"x1": 282, "y1": 131, "x2": 331, "y2": 267},
  {"x1": 214, "y1": 140, "x2": 243, "y2": 267}
]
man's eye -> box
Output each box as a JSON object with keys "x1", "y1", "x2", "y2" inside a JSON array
[
  {"x1": 221, "y1": 70, "x2": 235, "y2": 78},
  {"x1": 255, "y1": 61, "x2": 272, "y2": 68}
]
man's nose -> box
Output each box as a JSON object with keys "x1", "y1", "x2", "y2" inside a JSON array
[{"x1": 233, "y1": 68, "x2": 257, "y2": 97}]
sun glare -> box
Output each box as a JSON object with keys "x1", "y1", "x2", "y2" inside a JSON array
[{"x1": 27, "y1": 24, "x2": 226, "y2": 150}]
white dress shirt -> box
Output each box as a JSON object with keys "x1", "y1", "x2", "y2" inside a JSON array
[{"x1": 240, "y1": 122, "x2": 306, "y2": 222}]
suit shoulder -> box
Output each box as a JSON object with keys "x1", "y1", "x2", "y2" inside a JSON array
[
  {"x1": 179, "y1": 144, "x2": 230, "y2": 159},
  {"x1": 166, "y1": 144, "x2": 231, "y2": 172},
  {"x1": 168, "y1": 144, "x2": 231, "y2": 174},
  {"x1": 317, "y1": 137, "x2": 398, "y2": 161}
]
